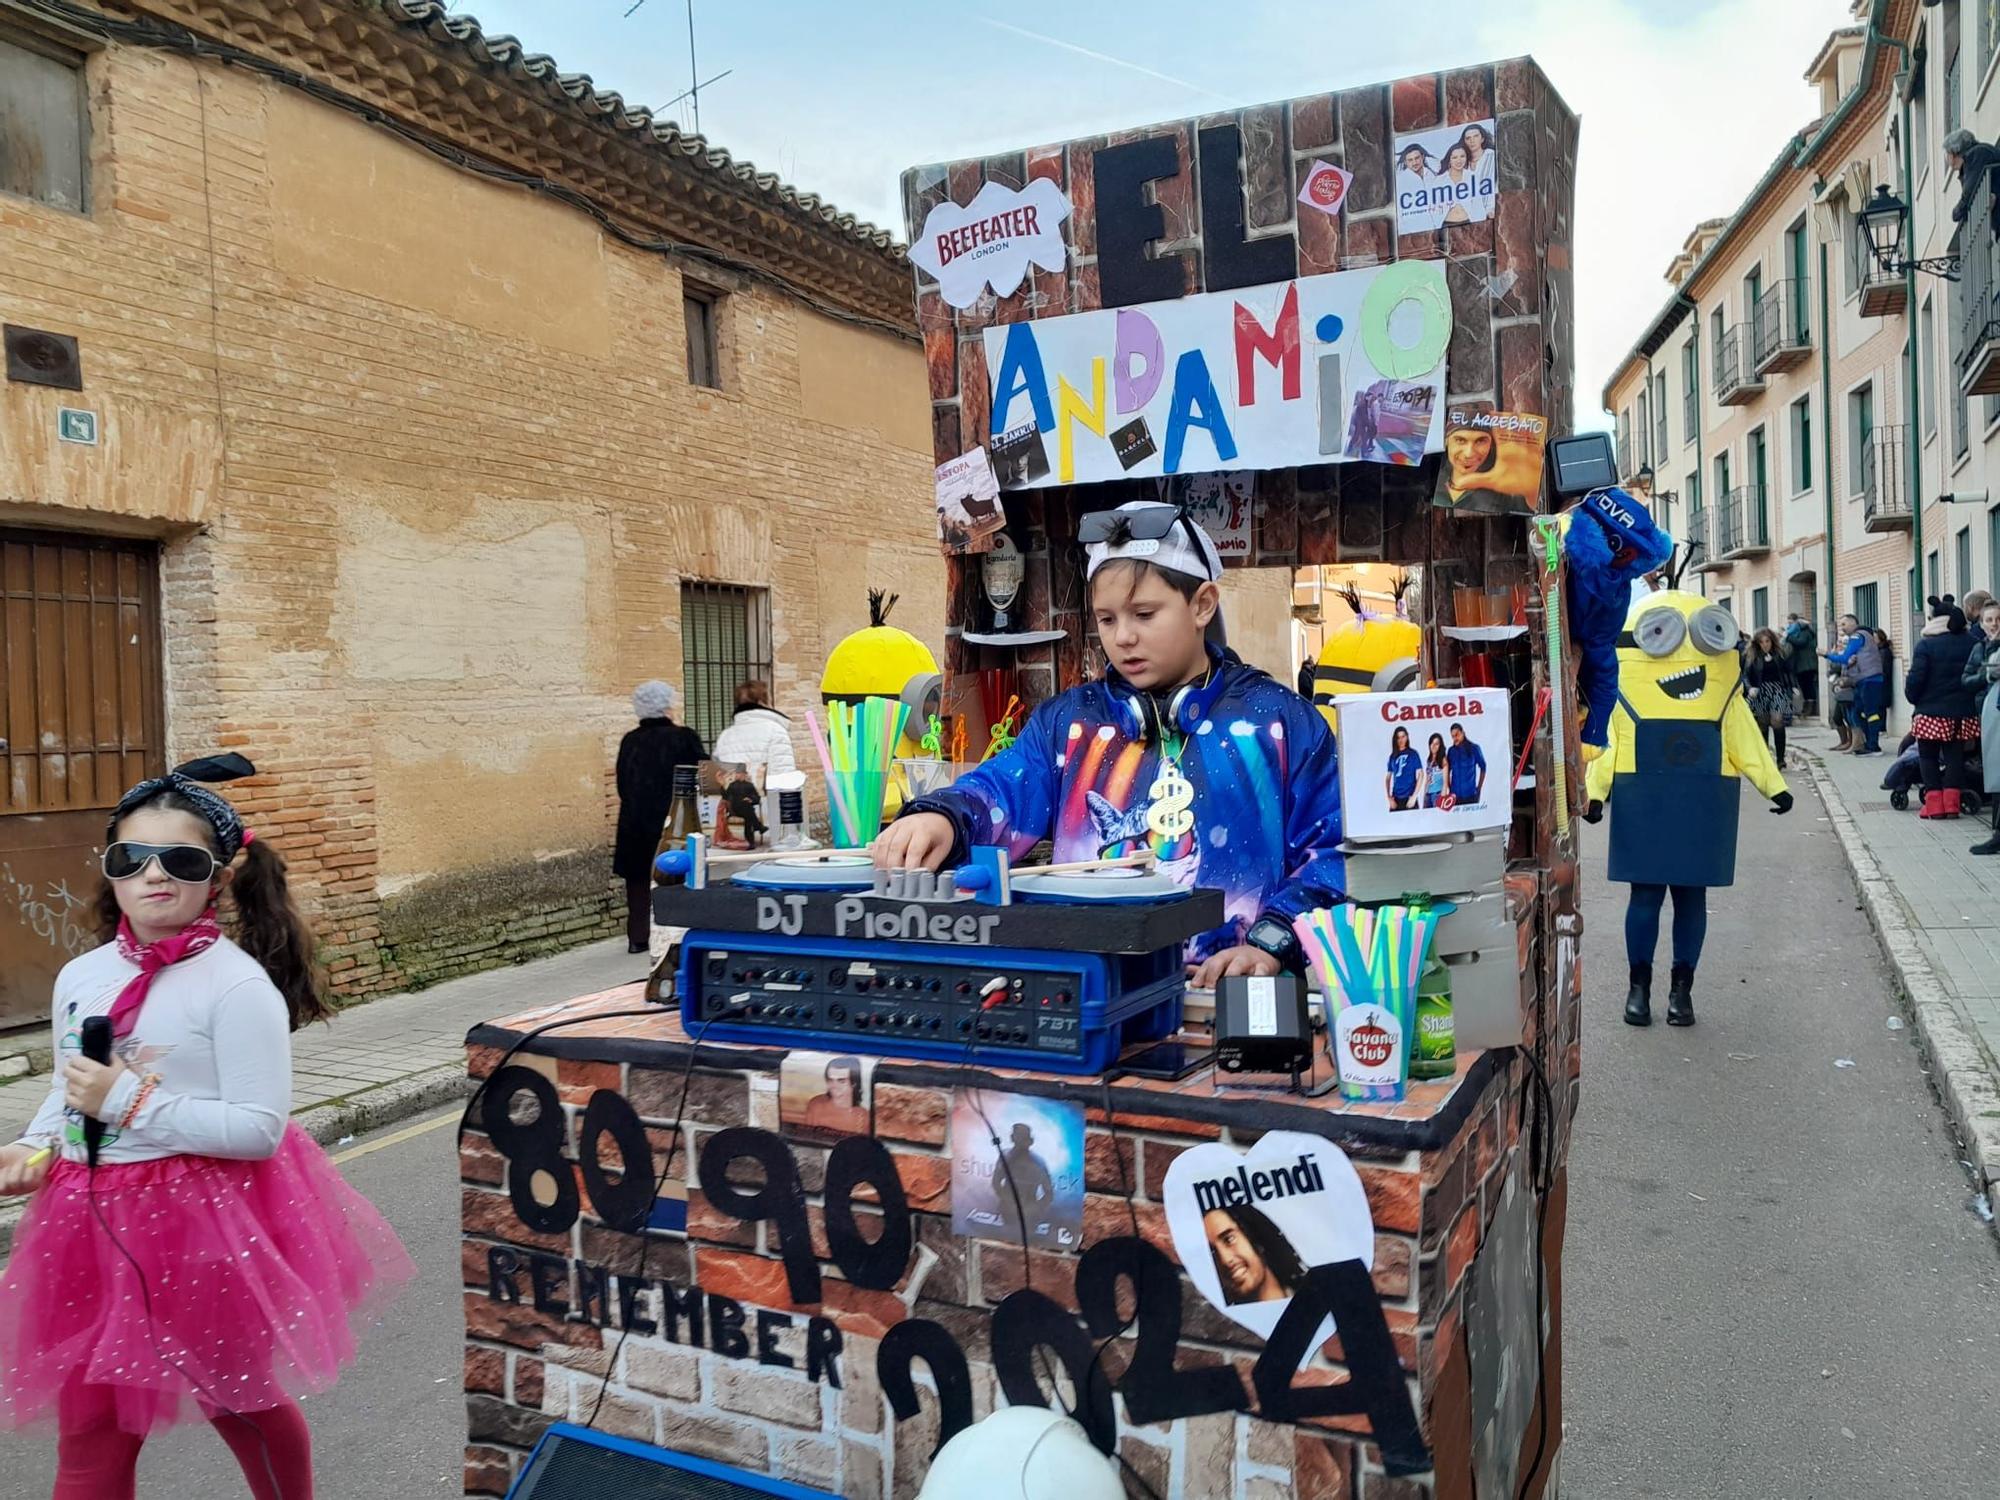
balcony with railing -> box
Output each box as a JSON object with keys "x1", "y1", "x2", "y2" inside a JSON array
[
  {"x1": 1752, "y1": 280, "x2": 1812, "y2": 375},
  {"x1": 1714, "y1": 324, "x2": 1764, "y2": 406},
  {"x1": 1716, "y1": 485, "x2": 1770, "y2": 558},
  {"x1": 1689, "y1": 506, "x2": 1726, "y2": 571},
  {"x1": 1955, "y1": 169, "x2": 2000, "y2": 395},
  {"x1": 1860, "y1": 425, "x2": 1910, "y2": 531}
]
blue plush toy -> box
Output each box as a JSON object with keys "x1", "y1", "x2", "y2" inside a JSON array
[{"x1": 1565, "y1": 487, "x2": 1675, "y2": 751}]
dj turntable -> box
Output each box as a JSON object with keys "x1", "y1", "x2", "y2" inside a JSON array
[{"x1": 654, "y1": 850, "x2": 1222, "y2": 1075}]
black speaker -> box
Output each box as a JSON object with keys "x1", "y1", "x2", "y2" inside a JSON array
[
  {"x1": 508, "y1": 1424, "x2": 840, "y2": 1500},
  {"x1": 1213, "y1": 973, "x2": 1313, "y2": 1074}
]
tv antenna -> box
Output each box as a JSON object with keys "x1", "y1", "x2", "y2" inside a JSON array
[{"x1": 625, "y1": 0, "x2": 717, "y2": 136}]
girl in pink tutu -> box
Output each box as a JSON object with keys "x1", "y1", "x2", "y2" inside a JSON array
[{"x1": 0, "y1": 757, "x2": 412, "y2": 1499}]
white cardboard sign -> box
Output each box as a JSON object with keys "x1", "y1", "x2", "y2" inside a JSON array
[
  {"x1": 1336, "y1": 687, "x2": 1512, "y2": 842},
  {"x1": 910, "y1": 179, "x2": 1071, "y2": 309},
  {"x1": 1161, "y1": 1132, "x2": 1374, "y2": 1355}
]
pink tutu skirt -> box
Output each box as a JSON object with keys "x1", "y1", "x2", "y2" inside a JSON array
[{"x1": 0, "y1": 1124, "x2": 413, "y2": 1434}]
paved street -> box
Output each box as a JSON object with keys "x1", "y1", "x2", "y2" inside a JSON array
[
  {"x1": 1809, "y1": 731, "x2": 2000, "y2": 1067},
  {"x1": 1564, "y1": 770, "x2": 2000, "y2": 1497},
  {"x1": 0, "y1": 1109, "x2": 468, "y2": 1498}
]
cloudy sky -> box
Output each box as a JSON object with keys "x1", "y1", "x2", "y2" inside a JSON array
[{"x1": 445, "y1": 0, "x2": 1858, "y2": 426}]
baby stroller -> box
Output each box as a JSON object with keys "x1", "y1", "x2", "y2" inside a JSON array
[{"x1": 1881, "y1": 732, "x2": 1986, "y2": 812}]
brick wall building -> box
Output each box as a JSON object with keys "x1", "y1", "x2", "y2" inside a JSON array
[{"x1": 0, "y1": 0, "x2": 938, "y2": 1020}]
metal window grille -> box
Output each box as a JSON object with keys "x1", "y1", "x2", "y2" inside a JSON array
[
  {"x1": 1854, "y1": 581, "x2": 1879, "y2": 628},
  {"x1": 679, "y1": 582, "x2": 771, "y2": 748},
  {"x1": 1, "y1": 531, "x2": 164, "y2": 814},
  {"x1": 685, "y1": 293, "x2": 720, "y2": 389}
]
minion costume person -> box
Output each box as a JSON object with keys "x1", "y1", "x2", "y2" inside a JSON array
[{"x1": 1583, "y1": 592, "x2": 1791, "y2": 1027}]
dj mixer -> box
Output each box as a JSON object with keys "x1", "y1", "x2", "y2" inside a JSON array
[{"x1": 654, "y1": 853, "x2": 1221, "y2": 1076}]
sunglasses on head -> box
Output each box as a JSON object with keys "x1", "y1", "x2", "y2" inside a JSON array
[
  {"x1": 1080, "y1": 503, "x2": 1218, "y2": 579},
  {"x1": 102, "y1": 841, "x2": 222, "y2": 884}
]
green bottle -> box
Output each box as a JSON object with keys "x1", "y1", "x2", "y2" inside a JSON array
[{"x1": 1412, "y1": 958, "x2": 1456, "y2": 1080}]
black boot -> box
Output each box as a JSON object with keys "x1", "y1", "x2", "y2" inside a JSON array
[
  {"x1": 1666, "y1": 964, "x2": 1696, "y2": 1027},
  {"x1": 1624, "y1": 964, "x2": 1652, "y2": 1027},
  {"x1": 1974, "y1": 809, "x2": 2000, "y2": 856}
]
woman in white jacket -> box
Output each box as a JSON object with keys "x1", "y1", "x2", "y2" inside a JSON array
[{"x1": 712, "y1": 682, "x2": 797, "y2": 839}]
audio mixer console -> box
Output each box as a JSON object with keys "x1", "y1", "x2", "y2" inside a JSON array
[{"x1": 657, "y1": 857, "x2": 1222, "y2": 1075}]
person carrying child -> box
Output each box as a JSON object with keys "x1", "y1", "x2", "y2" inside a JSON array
[
  {"x1": 0, "y1": 756, "x2": 412, "y2": 1499},
  {"x1": 874, "y1": 500, "x2": 1344, "y2": 988}
]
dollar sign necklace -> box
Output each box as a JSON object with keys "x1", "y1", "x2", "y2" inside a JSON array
[{"x1": 1145, "y1": 719, "x2": 1197, "y2": 846}]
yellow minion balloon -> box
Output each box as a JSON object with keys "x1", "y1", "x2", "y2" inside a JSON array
[
  {"x1": 821, "y1": 589, "x2": 941, "y2": 814},
  {"x1": 1311, "y1": 579, "x2": 1422, "y2": 732},
  {"x1": 1583, "y1": 590, "x2": 1789, "y2": 884}
]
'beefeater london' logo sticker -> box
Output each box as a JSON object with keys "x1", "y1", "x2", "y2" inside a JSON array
[{"x1": 911, "y1": 179, "x2": 1072, "y2": 309}]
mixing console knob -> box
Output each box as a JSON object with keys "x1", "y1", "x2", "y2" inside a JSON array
[
  {"x1": 924, "y1": 978, "x2": 941, "y2": 993},
  {"x1": 827, "y1": 1004, "x2": 847, "y2": 1023},
  {"x1": 925, "y1": 1017, "x2": 941, "y2": 1032},
  {"x1": 1056, "y1": 990, "x2": 1071, "y2": 1005},
  {"x1": 830, "y1": 969, "x2": 848, "y2": 987},
  {"x1": 955, "y1": 981, "x2": 972, "y2": 996}
]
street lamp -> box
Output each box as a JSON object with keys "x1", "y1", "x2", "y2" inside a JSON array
[{"x1": 1858, "y1": 184, "x2": 1961, "y2": 280}]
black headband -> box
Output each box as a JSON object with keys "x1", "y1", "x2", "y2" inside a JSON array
[{"x1": 109, "y1": 753, "x2": 256, "y2": 862}]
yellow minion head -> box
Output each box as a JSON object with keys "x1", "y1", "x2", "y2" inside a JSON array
[
  {"x1": 1312, "y1": 578, "x2": 1422, "y2": 731},
  {"x1": 1617, "y1": 589, "x2": 1743, "y2": 721},
  {"x1": 822, "y1": 592, "x2": 941, "y2": 818}
]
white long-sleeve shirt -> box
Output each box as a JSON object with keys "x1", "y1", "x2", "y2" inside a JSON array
[{"x1": 17, "y1": 936, "x2": 292, "y2": 1163}]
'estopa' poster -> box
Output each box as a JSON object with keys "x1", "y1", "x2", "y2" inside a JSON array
[
  {"x1": 950, "y1": 1089, "x2": 1084, "y2": 1250},
  {"x1": 1393, "y1": 118, "x2": 1498, "y2": 237},
  {"x1": 1161, "y1": 1132, "x2": 1374, "y2": 1358},
  {"x1": 1336, "y1": 686, "x2": 1512, "y2": 842}
]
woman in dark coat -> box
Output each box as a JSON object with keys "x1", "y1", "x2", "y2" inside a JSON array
[
  {"x1": 1904, "y1": 599, "x2": 1980, "y2": 819},
  {"x1": 614, "y1": 680, "x2": 705, "y2": 951}
]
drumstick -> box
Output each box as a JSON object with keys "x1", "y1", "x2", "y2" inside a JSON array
[
  {"x1": 1008, "y1": 851, "x2": 1158, "y2": 878},
  {"x1": 701, "y1": 847, "x2": 870, "y2": 867}
]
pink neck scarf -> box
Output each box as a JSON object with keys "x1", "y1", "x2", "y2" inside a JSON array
[{"x1": 109, "y1": 909, "x2": 223, "y2": 1038}]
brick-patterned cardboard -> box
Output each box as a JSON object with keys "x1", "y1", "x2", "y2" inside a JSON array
[
  {"x1": 459, "y1": 1016, "x2": 1543, "y2": 1498},
  {"x1": 899, "y1": 59, "x2": 1578, "y2": 696}
]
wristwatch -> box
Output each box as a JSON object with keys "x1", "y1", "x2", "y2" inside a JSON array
[{"x1": 1243, "y1": 914, "x2": 1303, "y2": 972}]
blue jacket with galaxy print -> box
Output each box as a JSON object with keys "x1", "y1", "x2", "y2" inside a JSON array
[{"x1": 904, "y1": 650, "x2": 1346, "y2": 961}]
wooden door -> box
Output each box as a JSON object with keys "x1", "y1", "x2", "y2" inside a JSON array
[{"x1": 0, "y1": 531, "x2": 165, "y2": 1028}]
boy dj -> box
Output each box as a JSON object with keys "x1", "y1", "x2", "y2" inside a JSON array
[{"x1": 874, "y1": 500, "x2": 1344, "y2": 989}]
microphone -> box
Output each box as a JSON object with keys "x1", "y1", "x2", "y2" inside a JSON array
[{"x1": 80, "y1": 1015, "x2": 112, "y2": 1168}]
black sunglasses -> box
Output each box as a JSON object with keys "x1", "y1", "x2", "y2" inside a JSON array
[
  {"x1": 102, "y1": 841, "x2": 222, "y2": 884},
  {"x1": 1078, "y1": 502, "x2": 1208, "y2": 563}
]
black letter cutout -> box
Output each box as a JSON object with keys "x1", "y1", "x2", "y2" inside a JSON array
[
  {"x1": 615, "y1": 1274, "x2": 657, "y2": 1337},
  {"x1": 1252, "y1": 1260, "x2": 1430, "y2": 1476},
  {"x1": 756, "y1": 1309, "x2": 796, "y2": 1369},
  {"x1": 877, "y1": 1319, "x2": 972, "y2": 1458},
  {"x1": 698, "y1": 1127, "x2": 820, "y2": 1303},
  {"x1": 709, "y1": 1294, "x2": 750, "y2": 1358},
  {"x1": 482, "y1": 1065, "x2": 579, "y2": 1235},
  {"x1": 807, "y1": 1316, "x2": 845, "y2": 1388},
  {"x1": 824, "y1": 1136, "x2": 913, "y2": 1290},
  {"x1": 579, "y1": 1088, "x2": 656, "y2": 1234},
  {"x1": 486, "y1": 1245, "x2": 522, "y2": 1305},
  {"x1": 1197, "y1": 122, "x2": 1298, "y2": 293},
  {"x1": 1076, "y1": 1237, "x2": 1246, "y2": 1425},
  {"x1": 1094, "y1": 135, "x2": 1190, "y2": 309},
  {"x1": 990, "y1": 1289, "x2": 1117, "y2": 1454}
]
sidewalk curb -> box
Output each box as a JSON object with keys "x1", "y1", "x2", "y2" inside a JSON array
[
  {"x1": 1803, "y1": 750, "x2": 2000, "y2": 1212},
  {"x1": 0, "y1": 1064, "x2": 471, "y2": 1259}
]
